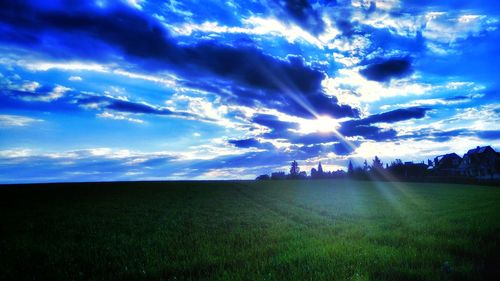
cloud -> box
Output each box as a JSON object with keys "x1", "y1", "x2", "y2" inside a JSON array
[
  {"x1": 68, "y1": 76, "x2": 82, "y2": 81},
  {"x1": 0, "y1": 114, "x2": 43, "y2": 127},
  {"x1": 422, "y1": 12, "x2": 498, "y2": 45},
  {"x1": 97, "y1": 111, "x2": 145, "y2": 124},
  {"x1": 0, "y1": 144, "x2": 340, "y2": 183},
  {"x1": 0, "y1": 80, "x2": 203, "y2": 120},
  {"x1": 0, "y1": 148, "x2": 178, "y2": 183},
  {"x1": 228, "y1": 138, "x2": 260, "y2": 148},
  {"x1": 228, "y1": 138, "x2": 275, "y2": 150},
  {"x1": 76, "y1": 94, "x2": 201, "y2": 119},
  {"x1": 170, "y1": 17, "x2": 325, "y2": 48},
  {"x1": 250, "y1": 107, "x2": 429, "y2": 147},
  {"x1": 352, "y1": 107, "x2": 429, "y2": 125},
  {"x1": 0, "y1": 1, "x2": 359, "y2": 119},
  {"x1": 477, "y1": 130, "x2": 500, "y2": 140},
  {"x1": 1, "y1": 83, "x2": 70, "y2": 102},
  {"x1": 339, "y1": 125, "x2": 397, "y2": 141},
  {"x1": 252, "y1": 114, "x2": 299, "y2": 132},
  {"x1": 333, "y1": 107, "x2": 429, "y2": 141},
  {"x1": 1, "y1": 0, "x2": 499, "y2": 182},
  {"x1": 379, "y1": 93, "x2": 484, "y2": 110},
  {"x1": 360, "y1": 58, "x2": 413, "y2": 82},
  {"x1": 267, "y1": 0, "x2": 326, "y2": 35},
  {"x1": 403, "y1": 128, "x2": 500, "y2": 142}
]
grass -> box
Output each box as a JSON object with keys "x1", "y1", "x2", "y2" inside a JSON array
[{"x1": 0, "y1": 180, "x2": 499, "y2": 281}]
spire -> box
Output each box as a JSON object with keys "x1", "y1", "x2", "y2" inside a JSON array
[{"x1": 318, "y1": 161, "x2": 323, "y2": 174}]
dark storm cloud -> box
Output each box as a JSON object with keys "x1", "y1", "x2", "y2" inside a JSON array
[
  {"x1": 360, "y1": 58, "x2": 413, "y2": 82},
  {"x1": 0, "y1": 0, "x2": 359, "y2": 119},
  {"x1": 339, "y1": 126, "x2": 397, "y2": 141},
  {"x1": 76, "y1": 95, "x2": 174, "y2": 115},
  {"x1": 0, "y1": 85, "x2": 60, "y2": 102},
  {"x1": 243, "y1": 107, "x2": 429, "y2": 150},
  {"x1": 228, "y1": 138, "x2": 262, "y2": 148},
  {"x1": 0, "y1": 1, "x2": 178, "y2": 61},
  {"x1": 248, "y1": 116, "x2": 395, "y2": 146},
  {"x1": 107, "y1": 100, "x2": 173, "y2": 115},
  {"x1": 228, "y1": 138, "x2": 275, "y2": 150},
  {"x1": 269, "y1": 0, "x2": 326, "y2": 35},
  {"x1": 334, "y1": 107, "x2": 429, "y2": 142},
  {"x1": 0, "y1": 89, "x2": 76, "y2": 112},
  {"x1": 252, "y1": 114, "x2": 299, "y2": 132},
  {"x1": 75, "y1": 94, "x2": 202, "y2": 118},
  {"x1": 477, "y1": 130, "x2": 500, "y2": 140},
  {"x1": 444, "y1": 95, "x2": 472, "y2": 102},
  {"x1": 350, "y1": 107, "x2": 429, "y2": 126}
]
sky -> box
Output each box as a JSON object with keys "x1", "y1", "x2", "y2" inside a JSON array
[{"x1": 0, "y1": 0, "x2": 499, "y2": 183}]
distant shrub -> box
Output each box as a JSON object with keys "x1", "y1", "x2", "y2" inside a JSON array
[{"x1": 256, "y1": 174, "x2": 270, "y2": 180}]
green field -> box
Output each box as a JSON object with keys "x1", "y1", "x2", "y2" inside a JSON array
[{"x1": 1, "y1": 180, "x2": 499, "y2": 281}]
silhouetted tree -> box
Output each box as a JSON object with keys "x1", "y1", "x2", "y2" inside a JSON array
[
  {"x1": 256, "y1": 174, "x2": 270, "y2": 180},
  {"x1": 348, "y1": 160, "x2": 354, "y2": 175},
  {"x1": 353, "y1": 167, "x2": 368, "y2": 180},
  {"x1": 290, "y1": 160, "x2": 300, "y2": 177},
  {"x1": 363, "y1": 160, "x2": 369, "y2": 171},
  {"x1": 310, "y1": 167, "x2": 317, "y2": 178},
  {"x1": 371, "y1": 156, "x2": 384, "y2": 178},
  {"x1": 372, "y1": 156, "x2": 383, "y2": 169},
  {"x1": 271, "y1": 172, "x2": 286, "y2": 180}
]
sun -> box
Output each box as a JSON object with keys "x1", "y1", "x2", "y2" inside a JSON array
[{"x1": 297, "y1": 116, "x2": 340, "y2": 134}]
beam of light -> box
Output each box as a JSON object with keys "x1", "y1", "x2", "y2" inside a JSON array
[
  {"x1": 255, "y1": 61, "x2": 360, "y2": 155},
  {"x1": 297, "y1": 116, "x2": 340, "y2": 134},
  {"x1": 365, "y1": 166, "x2": 430, "y2": 217}
]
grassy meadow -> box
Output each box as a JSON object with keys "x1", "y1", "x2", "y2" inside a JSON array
[{"x1": 0, "y1": 180, "x2": 499, "y2": 281}]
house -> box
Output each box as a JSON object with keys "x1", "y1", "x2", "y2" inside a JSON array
[
  {"x1": 459, "y1": 146, "x2": 500, "y2": 179},
  {"x1": 433, "y1": 153, "x2": 462, "y2": 176},
  {"x1": 403, "y1": 161, "x2": 428, "y2": 178}
]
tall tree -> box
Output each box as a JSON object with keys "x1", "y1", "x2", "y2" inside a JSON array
[
  {"x1": 372, "y1": 156, "x2": 383, "y2": 171},
  {"x1": 310, "y1": 167, "x2": 317, "y2": 178},
  {"x1": 290, "y1": 160, "x2": 300, "y2": 176},
  {"x1": 363, "y1": 160, "x2": 369, "y2": 171},
  {"x1": 317, "y1": 162, "x2": 324, "y2": 174},
  {"x1": 348, "y1": 160, "x2": 354, "y2": 174}
]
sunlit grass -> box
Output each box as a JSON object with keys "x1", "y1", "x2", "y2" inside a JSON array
[{"x1": 0, "y1": 180, "x2": 499, "y2": 280}]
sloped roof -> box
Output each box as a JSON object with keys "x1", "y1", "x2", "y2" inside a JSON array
[
  {"x1": 436, "y1": 153, "x2": 461, "y2": 162},
  {"x1": 466, "y1": 146, "x2": 493, "y2": 155},
  {"x1": 443, "y1": 153, "x2": 461, "y2": 159}
]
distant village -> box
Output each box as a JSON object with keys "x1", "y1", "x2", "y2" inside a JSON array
[{"x1": 256, "y1": 145, "x2": 500, "y2": 184}]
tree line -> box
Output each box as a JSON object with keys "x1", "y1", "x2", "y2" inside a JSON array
[{"x1": 256, "y1": 146, "x2": 500, "y2": 185}]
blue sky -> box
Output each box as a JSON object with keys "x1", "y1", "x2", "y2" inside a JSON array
[{"x1": 0, "y1": 0, "x2": 499, "y2": 183}]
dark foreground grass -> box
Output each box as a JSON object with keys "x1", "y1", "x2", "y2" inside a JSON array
[{"x1": 0, "y1": 180, "x2": 499, "y2": 281}]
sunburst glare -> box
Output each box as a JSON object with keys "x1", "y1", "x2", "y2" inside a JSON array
[{"x1": 297, "y1": 116, "x2": 340, "y2": 134}]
